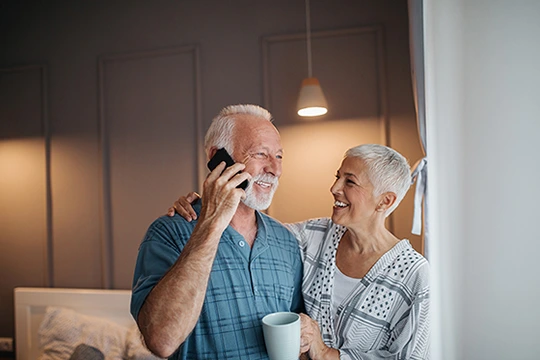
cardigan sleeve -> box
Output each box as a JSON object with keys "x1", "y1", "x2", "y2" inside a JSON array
[{"x1": 339, "y1": 263, "x2": 430, "y2": 360}]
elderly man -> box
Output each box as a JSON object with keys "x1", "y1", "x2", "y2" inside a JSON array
[{"x1": 130, "y1": 104, "x2": 303, "y2": 359}]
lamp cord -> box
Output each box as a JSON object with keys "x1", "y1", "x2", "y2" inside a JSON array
[{"x1": 305, "y1": 0, "x2": 313, "y2": 78}]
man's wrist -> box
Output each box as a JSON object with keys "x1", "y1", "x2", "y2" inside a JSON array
[
  {"x1": 196, "y1": 215, "x2": 227, "y2": 235},
  {"x1": 311, "y1": 343, "x2": 337, "y2": 360}
]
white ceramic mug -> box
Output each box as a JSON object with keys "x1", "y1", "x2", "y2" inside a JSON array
[{"x1": 262, "y1": 312, "x2": 300, "y2": 360}]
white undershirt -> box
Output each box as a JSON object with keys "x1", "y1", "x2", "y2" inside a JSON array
[{"x1": 332, "y1": 265, "x2": 362, "y2": 319}]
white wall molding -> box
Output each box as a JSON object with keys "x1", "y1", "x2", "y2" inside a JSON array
[
  {"x1": 0, "y1": 64, "x2": 52, "y2": 287},
  {"x1": 261, "y1": 26, "x2": 395, "y2": 230},
  {"x1": 261, "y1": 25, "x2": 389, "y2": 146},
  {"x1": 97, "y1": 45, "x2": 202, "y2": 288}
]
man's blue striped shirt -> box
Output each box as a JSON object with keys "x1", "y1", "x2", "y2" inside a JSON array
[{"x1": 131, "y1": 203, "x2": 304, "y2": 359}]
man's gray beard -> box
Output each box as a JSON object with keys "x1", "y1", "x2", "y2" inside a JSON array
[{"x1": 241, "y1": 174, "x2": 279, "y2": 211}]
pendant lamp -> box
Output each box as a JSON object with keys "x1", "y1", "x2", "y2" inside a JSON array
[{"x1": 297, "y1": 0, "x2": 328, "y2": 117}]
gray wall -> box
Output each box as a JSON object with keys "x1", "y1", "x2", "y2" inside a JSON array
[{"x1": 0, "y1": 0, "x2": 421, "y2": 339}]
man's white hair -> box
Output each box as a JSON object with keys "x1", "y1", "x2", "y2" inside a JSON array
[
  {"x1": 204, "y1": 104, "x2": 273, "y2": 157},
  {"x1": 345, "y1": 144, "x2": 411, "y2": 217}
]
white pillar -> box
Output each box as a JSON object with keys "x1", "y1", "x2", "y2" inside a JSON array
[{"x1": 425, "y1": 1, "x2": 540, "y2": 359}]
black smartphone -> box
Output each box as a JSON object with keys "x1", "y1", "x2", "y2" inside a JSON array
[{"x1": 207, "y1": 148, "x2": 249, "y2": 190}]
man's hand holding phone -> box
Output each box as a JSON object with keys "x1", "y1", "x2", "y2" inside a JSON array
[
  {"x1": 197, "y1": 155, "x2": 251, "y2": 234},
  {"x1": 207, "y1": 148, "x2": 249, "y2": 190}
]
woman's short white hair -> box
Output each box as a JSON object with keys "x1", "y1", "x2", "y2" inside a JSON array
[
  {"x1": 345, "y1": 144, "x2": 411, "y2": 217},
  {"x1": 204, "y1": 104, "x2": 273, "y2": 156}
]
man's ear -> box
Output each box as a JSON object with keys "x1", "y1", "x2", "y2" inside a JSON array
[
  {"x1": 208, "y1": 147, "x2": 219, "y2": 160},
  {"x1": 376, "y1": 192, "x2": 397, "y2": 212}
]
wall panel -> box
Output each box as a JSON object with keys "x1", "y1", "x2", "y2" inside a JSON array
[
  {"x1": 263, "y1": 27, "x2": 391, "y2": 225},
  {"x1": 99, "y1": 46, "x2": 202, "y2": 289},
  {"x1": 0, "y1": 65, "x2": 51, "y2": 336},
  {"x1": 263, "y1": 27, "x2": 387, "y2": 128}
]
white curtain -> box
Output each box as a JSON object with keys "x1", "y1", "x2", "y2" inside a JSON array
[{"x1": 408, "y1": 0, "x2": 429, "y2": 258}]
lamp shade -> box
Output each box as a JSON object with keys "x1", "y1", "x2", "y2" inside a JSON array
[{"x1": 296, "y1": 77, "x2": 328, "y2": 117}]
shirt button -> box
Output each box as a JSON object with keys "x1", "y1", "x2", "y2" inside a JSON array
[{"x1": 238, "y1": 241, "x2": 245, "y2": 247}]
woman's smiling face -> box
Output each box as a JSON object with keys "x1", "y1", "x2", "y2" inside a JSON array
[{"x1": 330, "y1": 156, "x2": 380, "y2": 227}]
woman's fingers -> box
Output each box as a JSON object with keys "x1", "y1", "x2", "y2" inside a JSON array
[
  {"x1": 174, "y1": 194, "x2": 199, "y2": 221},
  {"x1": 186, "y1": 191, "x2": 201, "y2": 203},
  {"x1": 171, "y1": 197, "x2": 193, "y2": 221}
]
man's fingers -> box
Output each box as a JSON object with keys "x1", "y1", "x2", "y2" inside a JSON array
[
  {"x1": 299, "y1": 313, "x2": 311, "y2": 328},
  {"x1": 299, "y1": 332, "x2": 311, "y2": 354},
  {"x1": 299, "y1": 313, "x2": 313, "y2": 354},
  {"x1": 199, "y1": 161, "x2": 248, "y2": 226},
  {"x1": 219, "y1": 162, "x2": 246, "y2": 179},
  {"x1": 230, "y1": 171, "x2": 251, "y2": 190},
  {"x1": 206, "y1": 162, "x2": 249, "y2": 193},
  {"x1": 205, "y1": 162, "x2": 246, "y2": 190},
  {"x1": 207, "y1": 161, "x2": 228, "y2": 180}
]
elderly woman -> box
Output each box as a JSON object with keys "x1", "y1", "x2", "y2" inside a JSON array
[{"x1": 170, "y1": 144, "x2": 430, "y2": 359}]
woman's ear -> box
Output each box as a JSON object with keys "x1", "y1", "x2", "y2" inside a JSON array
[{"x1": 376, "y1": 192, "x2": 397, "y2": 212}]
